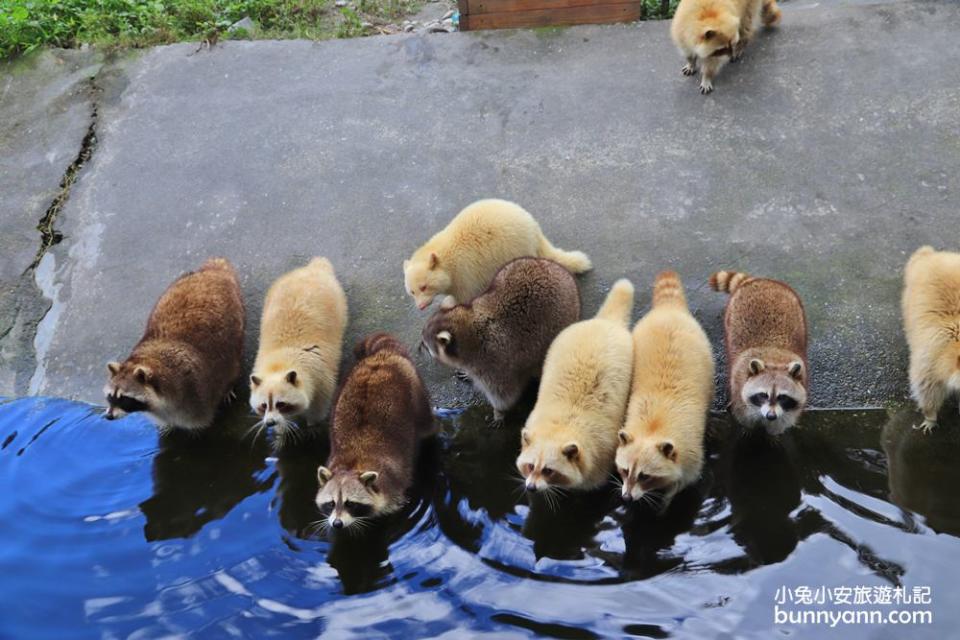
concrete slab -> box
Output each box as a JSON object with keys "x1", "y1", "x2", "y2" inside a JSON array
[
  {"x1": 0, "y1": 49, "x2": 102, "y2": 396},
  {"x1": 21, "y1": 0, "x2": 960, "y2": 410}
]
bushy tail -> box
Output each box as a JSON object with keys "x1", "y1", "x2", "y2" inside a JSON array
[
  {"x1": 761, "y1": 0, "x2": 781, "y2": 26},
  {"x1": 307, "y1": 256, "x2": 335, "y2": 273},
  {"x1": 595, "y1": 279, "x2": 634, "y2": 327},
  {"x1": 539, "y1": 237, "x2": 593, "y2": 274},
  {"x1": 709, "y1": 270, "x2": 752, "y2": 295},
  {"x1": 201, "y1": 257, "x2": 234, "y2": 272},
  {"x1": 652, "y1": 271, "x2": 688, "y2": 308},
  {"x1": 354, "y1": 332, "x2": 409, "y2": 360}
]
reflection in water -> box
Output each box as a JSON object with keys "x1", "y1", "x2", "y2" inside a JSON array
[
  {"x1": 3, "y1": 398, "x2": 960, "y2": 638},
  {"x1": 884, "y1": 409, "x2": 960, "y2": 536},
  {"x1": 139, "y1": 412, "x2": 273, "y2": 541}
]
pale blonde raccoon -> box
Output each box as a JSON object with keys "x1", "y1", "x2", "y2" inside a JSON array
[
  {"x1": 616, "y1": 272, "x2": 715, "y2": 509},
  {"x1": 517, "y1": 279, "x2": 635, "y2": 493},
  {"x1": 671, "y1": 0, "x2": 780, "y2": 94},
  {"x1": 403, "y1": 199, "x2": 591, "y2": 310},
  {"x1": 902, "y1": 246, "x2": 960, "y2": 432},
  {"x1": 250, "y1": 258, "x2": 348, "y2": 441}
]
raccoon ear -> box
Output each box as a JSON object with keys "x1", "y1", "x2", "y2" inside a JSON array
[
  {"x1": 360, "y1": 471, "x2": 379, "y2": 487},
  {"x1": 250, "y1": 375, "x2": 262, "y2": 387},
  {"x1": 134, "y1": 366, "x2": 150, "y2": 385},
  {"x1": 285, "y1": 370, "x2": 298, "y2": 385},
  {"x1": 618, "y1": 430, "x2": 633, "y2": 446},
  {"x1": 436, "y1": 331, "x2": 452, "y2": 347},
  {"x1": 788, "y1": 361, "x2": 804, "y2": 379},
  {"x1": 317, "y1": 466, "x2": 332, "y2": 486},
  {"x1": 521, "y1": 429, "x2": 531, "y2": 446},
  {"x1": 749, "y1": 358, "x2": 765, "y2": 376},
  {"x1": 107, "y1": 361, "x2": 120, "y2": 376},
  {"x1": 703, "y1": 29, "x2": 716, "y2": 40},
  {"x1": 562, "y1": 442, "x2": 580, "y2": 460},
  {"x1": 428, "y1": 252, "x2": 439, "y2": 270},
  {"x1": 659, "y1": 441, "x2": 677, "y2": 462},
  {"x1": 440, "y1": 295, "x2": 457, "y2": 310}
]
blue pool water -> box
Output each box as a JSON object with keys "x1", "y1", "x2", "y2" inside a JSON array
[{"x1": 1, "y1": 396, "x2": 959, "y2": 638}]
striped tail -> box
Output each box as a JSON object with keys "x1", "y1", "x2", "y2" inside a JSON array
[
  {"x1": 594, "y1": 279, "x2": 634, "y2": 327},
  {"x1": 709, "y1": 270, "x2": 752, "y2": 294},
  {"x1": 652, "y1": 271, "x2": 687, "y2": 308}
]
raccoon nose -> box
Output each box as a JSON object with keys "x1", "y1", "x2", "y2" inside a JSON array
[
  {"x1": 765, "y1": 411, "x2": 778, "y2": 421},
  {"x1": 524, "y1": 480, "x2": 538, "y2": 492},
  {"x1": 332, "y1": 518, "x2": 344, "y2": 529},
  {"x1": 621, "y1": 491, "x2": 632, "y2": 502},
  {"x1": 104, "y1": 408, "x2": 116, "y2": 420},
  {"x1": 265, "y1": 417, "x2": 277, "y2": 427}
]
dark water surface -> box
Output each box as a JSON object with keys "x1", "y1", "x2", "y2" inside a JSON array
[{"x1": 2, "y1": 397, "x2": 959, "y2": 639}]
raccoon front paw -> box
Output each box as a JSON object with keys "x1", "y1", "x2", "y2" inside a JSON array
[
  {"x1": 913, "y1": 419, "x2": 937, "y2": 433},
  {"x1": 699, "y1": 81, "x2": 714, "y2": 95},
  {"x1": 489, "y1": 411, "x2": 505, "y2": 428},
  {"x1": 681, "y1": 64, "x2": 697, "y2": 77},
  {"x1": 455, "y1": 370, "x2": 471, "y2": 383}
]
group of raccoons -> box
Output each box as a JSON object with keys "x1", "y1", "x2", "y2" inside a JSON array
[{"x1": 104, "y1": 199, "x2": 960, "y2": 531}]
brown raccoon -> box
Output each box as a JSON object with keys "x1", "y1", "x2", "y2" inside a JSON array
[
  {"x1": 104, "y1": 258, "x2": 245, "y2": 431},
  {"x1": 710, "y1": 270, "x2": 808, "y2": 435},
  {"x1": 315, "y1": 333, "x2": 434, "y2": 531},
  {"x1": 421, "y1": 258, "x2": 581, "y2": 424}
]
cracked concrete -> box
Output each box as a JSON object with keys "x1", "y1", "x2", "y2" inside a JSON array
[
  {"x1": 0, "y1": 49, "x2": 103, "y2": 396},
  {"x1": 1, "y1": 0, "x2": 958, "y2": 411}
]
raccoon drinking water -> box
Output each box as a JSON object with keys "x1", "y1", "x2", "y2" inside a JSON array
[
  {"x1": 710, "y1": 270, "x2": 808, "y2": 435},
  {"x1": 104, "y1": 258, "x2": 245, "y2": 431},
  {"x1": 315, "y1": 333, "x2": 434, "y2": 531},
  {"x1": 421, "y1": 258, "x2": 581, "y2": 424}
]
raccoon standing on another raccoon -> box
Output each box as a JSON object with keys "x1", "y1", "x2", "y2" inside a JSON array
[
  {"x1": 671, "y1": 0, "x2": 781, "y2": 94},
  {"x1": 249, "y1": 257, "x2": 348, "y2": 442},
  {"x1": 902, "y1": 246, "x2": 960, "y2": 432},
  {"x1": 315, "y1": 333, "x2": 434, "y2": 531},
  {"x1": 421, "y1": 258, "x2": 581, "y2": 424},
  {"x1": 617, "y1": 272, "x2": 714, "y2": 509},
  {"x1": 710, "y1": 270, "x2": 808, "y2": 435},
  {"x1": 403, "y1": 199, "x2": 592, "y2": 310},
  {"x1": 517, "y1": 279, "x2": 635, "y2": 493},
  {"x1": 104, "y1": 258, "x2": 245, "y2": 431}
]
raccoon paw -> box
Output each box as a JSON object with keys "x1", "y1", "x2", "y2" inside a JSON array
[
  {"x1": 913, "y1": 419, "x2": 937, "y2": 433},
  {"x1": 681, "y1": 64, "x2": 697, "y2": 77},
  {"x1": 699, "y1": 81, "x2": 714, "y2": 95},
  {"x1": 488, "y1": 411, "x2": 505, "y2": 428},
  {"x1": 455, "y1": 370, "x2": 471, "y2": 382}
]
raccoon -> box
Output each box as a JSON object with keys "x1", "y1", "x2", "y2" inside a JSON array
[
  {"x1": 403, "y1": 199, "x2": 591, "y2": 310},
  {"x1": 315, "y1": 333, "x2": 434, "y2": 531},
  {"x1": 671, "y1": 0, "x2": 781, "y2": 94},
  {"x1": 249, "y1": 257, "x2": 348, "y2": 443},
  {"x1": 517, "y1": 279, "x2": 635, "y2": 493},
  {"x1": 104, "y1": 258, "x2": 245, "y2": 431},
  {"x1": 902, "y1": 246, "x2": 960, "y2": 432},
  {"x1": 710, "y1": 270, "x2": 808, "y2": 435},
  {"x1": 617, "y1": 272, "x2": 715, "y2": 509},
  {"x1": 421, "y1": 258, "x2": 581, "y2": 424}
]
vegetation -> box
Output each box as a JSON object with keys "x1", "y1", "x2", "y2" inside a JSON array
[{"x1": 0, "y1": 0, "x2": 423, "y2": 58}]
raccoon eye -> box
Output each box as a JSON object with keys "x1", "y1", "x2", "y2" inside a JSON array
[
  {"x1": 777, "y1": 395, "x2": 798, "y2": 411},
  {"x1": 343, "y1": 500, "x2": 359, "y2": 509},
  {"x1": 419, "y1": 285, "x2": 427, "y2": 292},
  {"x1": 749, "y1": 393, "x2": 769, "y2": 407},
  {"x1": 257, "y1": 403, "x2": 267, "y2": 414},
  {"x1": 541, "y1": 467, "x2": 554, "y2": 478},
  {"x1": 637, "y1": 472, "x2": 650, "y2": 482},
  {"x1": 318, "y1": 501, "x2": 334, "y2": 514},
  {"x1": 522, "y1": 463, "x2": 533, "y2": 475},
  {"x1": 619, "y1": 468, "x2": 629, "y2": 478},
  {"x1": 275, "y1": 401, "x2": 290, "y2": 412}
]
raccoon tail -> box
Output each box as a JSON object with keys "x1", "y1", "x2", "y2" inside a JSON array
[
  {"x1": 761, "y1": 0, "x2": 781, "y2": 26},
  {"x1": 595, "y1": 279, "x2": 634, "y2": 327},
  {"x1": 539, "y1": 237, "x2": 593, "y2": 274},
  {"x1": 652, "y1": 271, "x2": 688, "y2": 308},
  {"x1": 709, "y1": 270, "x2": 752, "y2": 294},
  {"x1": 201, "y1": 257, "x2": 234, "y2": 271},
  {"x1": 354, "y1": 332, "x2": 408, "y2": 360},
  {"x1": 307, "y1": 257, "x2": 335, "y2": 272}
]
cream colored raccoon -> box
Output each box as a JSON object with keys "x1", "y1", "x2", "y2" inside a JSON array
[
  {"x1": 403, "y1": 199, "x2": 592, "y2": 310},
  {"x1": 616, "y1": 272, "x2": 714, "y2": 509},
  {"x1": 250, "y1": 258, "x2": 348, "y2": 440},
  {"x1": 517, "y1": 279, "x2": 635, "y2": 493},
  {"x1": 902, "y1": 246, "x2": 960, "y2": 432}
]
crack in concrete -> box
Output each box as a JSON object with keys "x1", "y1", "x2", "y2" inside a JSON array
[{"x1": 28, "y1": 77, "x2": 101, "y2": 272}]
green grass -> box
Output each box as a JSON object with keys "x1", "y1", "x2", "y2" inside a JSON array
[{"x1": 0, "y1": 0, "x2": 424, "y2": 58}]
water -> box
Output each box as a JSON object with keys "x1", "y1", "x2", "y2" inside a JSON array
[{"x1": 1, "y1": 396, "x2": 959, "y2": 639}]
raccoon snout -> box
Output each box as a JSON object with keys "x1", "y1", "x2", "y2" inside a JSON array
[
  {"x1": 765, "y1": 411, "x2": 778, "y2": 421},
  {"x1": 105, "y1": 407, "x2": 117, "y2": 420},
  {"x1": 524, "y1": 479, "x2": 538, "y2": 492},
  {"x1": 332, "y1": 518, "x2": 344, "y2": 529}
]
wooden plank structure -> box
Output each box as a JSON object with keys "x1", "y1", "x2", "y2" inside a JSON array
[{"x1": 457, "y1": 0, "x2": 644, "y2": 31}]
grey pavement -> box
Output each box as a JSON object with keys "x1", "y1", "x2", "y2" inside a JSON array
[{"x1": 1, "y1": 0, "x2": 958, "y2": 412}]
